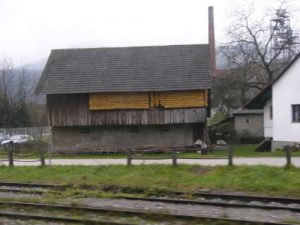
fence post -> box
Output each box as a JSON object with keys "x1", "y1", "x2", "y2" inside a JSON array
[
  {"x1": 285, "y1": 146, "x2": 292, "y2": 168},
  {"x1": 127, "y1": 149, "x2": 132, "y2": 166},
  {"x1": 40, "y1": 143, "x2": 46, "y2": 167},
  {"x1": 172, "y1": 148, "x2": 177, "y2": 166},
  {"x1": 48, "y1": 143, "x2": 52, "y2": 166},
  {"x1": 8, "y1": 141, "x2": 14, "y2": 167},
  {"x1": 228, "y1": 146, "x2": 233, "y2": 166}
]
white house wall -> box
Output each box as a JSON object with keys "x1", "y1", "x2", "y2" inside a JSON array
[
  {"x1": 263, "y1": 99, "x2": 273, "y2": 138},
  {"x1": 272, "y1": 57, "x2": 300, "y2": 145}
]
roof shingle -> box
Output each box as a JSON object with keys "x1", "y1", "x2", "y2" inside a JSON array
[{"x1": 36, "y1": 44, "x2": 211, "y2": 94}]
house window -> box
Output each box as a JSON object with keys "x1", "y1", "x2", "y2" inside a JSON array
[
  {"x1": 292, "y1": 105, "x2": 300, "y2": 122},
  {"x1": 270, "y1": 105, "x2": 273, "y2": 119},
  {"x1": 246, "y1": 118, "x2": 249, "y2": 123}
]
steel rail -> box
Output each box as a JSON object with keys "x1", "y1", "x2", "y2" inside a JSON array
[
  {"x1": 0, "y1": 187, "x2": 45, "y2": 195},
  {"x1": 192, "y1": 192, "x2": 300, "y2": 205},
  {"x1": 123, "y1": 196, "x2": 300, "y2": 213},
  {"x1": 0, "y1": 211, "x2": 130, "y2": 225},
  {"x1": 0, "y1": 201, "x2": 292, "y2": 225},
  {"x1": 0, "y1": 181, "x2": 300, "y2": 204},
  {"x1": 0, "y1": 181, "x2": 300, "y2": 205},
  {"x1": 0, "y1": 182, "x2": 66, "y2": 189}
]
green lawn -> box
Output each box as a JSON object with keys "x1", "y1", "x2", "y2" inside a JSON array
[{"x1": 0, "y1": 165, "x2": 300, "y2": 197}]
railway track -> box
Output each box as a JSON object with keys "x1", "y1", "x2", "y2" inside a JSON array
[
  {"x1": 0, "y1": 181, "x2": 66, "y2": 189},
  {"x1": 0, "y1": 200, "x2": 294, "y2": 225},
  {"x1": 0, "y1": 182, "x2": 299, "y2": 224},
  {"x1": 0, "y1": 181, "x2": 65, "y2": 195},
  {"x1": 191, "y1": 192, "x2": 300, "y2": 205},
  {"x1": 123, "y1": 195, "x2": 300, "y2": 213}
]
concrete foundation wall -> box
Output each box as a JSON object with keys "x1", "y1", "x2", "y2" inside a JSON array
[
  {"x1": 272, "y1": 140, "x2": 300, "y2": 150},
  {"x1": 234, "y1": 114, "x2": 264, "y2": 137},
  {"x1": 52, "y1": 124, "x2": 202, "y2": 152}
]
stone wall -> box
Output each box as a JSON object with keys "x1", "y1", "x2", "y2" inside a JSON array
[
  {"x1": 52, "y1": 124, "x2": 203, "y2": 152},
  {"x1": 234, "y1": 114, "x2": 264, "y2": 137},
  {"x1": 272, "y1": 140, "x2": 300, "y2": 150}
]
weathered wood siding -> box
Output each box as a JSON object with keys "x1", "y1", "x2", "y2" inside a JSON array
[
  {"x1": 89, "y1": 90, "x2": 208, "y2": 110},
  {"x1": 47, "y1": 94, "x2": 207, "y2": 126}
]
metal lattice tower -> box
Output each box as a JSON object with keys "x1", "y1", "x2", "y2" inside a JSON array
[{"x1": 270, "y1": 8, "x2": 299, "y2": 60}]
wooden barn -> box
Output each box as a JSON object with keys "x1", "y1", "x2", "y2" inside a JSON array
[{"x1": 36, "y1": 45, "x2": 212, "y2": 152}]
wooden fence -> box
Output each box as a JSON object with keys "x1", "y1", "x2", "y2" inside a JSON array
[
  {"x1": 126, "y1": 145, "x2": 234, "y2": 166},
  {"x1": 0, "y1": 141, "x2": 47, "y2": 167}
]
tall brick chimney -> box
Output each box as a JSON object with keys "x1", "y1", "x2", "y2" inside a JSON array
[{"x1": 208, "y1": 6, "x2": 216, "y2": 77}]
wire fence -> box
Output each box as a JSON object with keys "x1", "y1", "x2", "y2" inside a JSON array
[{"x1": 0, "y1": 127, "x2": 51, "y2": 139}]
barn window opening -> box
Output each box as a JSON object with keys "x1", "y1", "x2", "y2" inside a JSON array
[
  {"x1": 129, "y1": 127, "x2": 139, "y2": 133},
  {"x1": 160, "y1": 126, "x2": 170, "y2": 132},
  {"x1": 292, "y1": 105, "x2": 300, "y2": 122},
  {"x1": 80, "y1": 127, "x2": 90, "y2": 134}
]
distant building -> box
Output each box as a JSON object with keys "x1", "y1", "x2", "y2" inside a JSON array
[
  {"x1": 244, "y1": 53, "x2": 300, "y2": 150},
  {"x1": 231, "y1": 109, "x2": 264, "y2": 138},
  {"x1": 36, "y1": 45, "x2": 212, "y2": 152},
  {"x1": 208, "y1": 109, "x2": 263, "y2": 143}
]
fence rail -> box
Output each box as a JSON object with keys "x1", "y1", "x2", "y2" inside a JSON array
[
  {"x1": 0, "y1": 142, "x2": 297, "y2": 168},
  {"x1": 126, "y1": 145, "x2": 234, "y2": 166},
  {"x1": 3, "y1": 141, "x2": 47, "y2": 167}
]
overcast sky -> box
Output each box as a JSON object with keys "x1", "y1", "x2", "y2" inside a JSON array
[{"x1": 0, "y1": 0, "x2": 299, "y2": 66}]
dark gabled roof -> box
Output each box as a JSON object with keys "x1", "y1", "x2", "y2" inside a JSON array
[
  {"x1": 231, "y1": 109, "x2": 263, "y2": 115},
  {"x1": 208, "y1": 116, "x2": 233, "y2": 128},
  {"x1": 243, "y1": 52, "x2": 300, "y2": 109},
  {"x1": 243, "y1": 85, "x2": 272, "y2": 109},
  {"x1": 36, "y1": 44, "x2": 211, "y2": 94}
]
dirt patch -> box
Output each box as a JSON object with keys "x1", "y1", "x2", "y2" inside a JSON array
[{"x1": 189, "y1": 166, "x2": 214, "y2": 175}]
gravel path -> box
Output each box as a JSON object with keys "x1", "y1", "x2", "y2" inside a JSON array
[
  {"x1": 0, "y1": 157, "x2": 299, "y2": 167},
  {"x1": 0, "y1": 218, "x2": 69, "y2": 225},
  {"x1": 82, "y1": 198, "x2": 300, "y2": 224}
]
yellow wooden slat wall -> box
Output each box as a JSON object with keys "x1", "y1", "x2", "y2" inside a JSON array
[
  {"x1": 89, "y1": 92, "x2": 149, "y2": 110},
  {"x1": 89, "y1": 90, "x2": 208, "y2": 110},
  {"x1": 158, "y1": 90, "x2": 208, "y2": 108}
]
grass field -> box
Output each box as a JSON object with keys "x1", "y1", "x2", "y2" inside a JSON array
[{"x1": 0, "y1": 165, "x2": 299, "y2": 197}]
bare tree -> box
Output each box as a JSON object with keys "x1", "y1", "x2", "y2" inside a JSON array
[
  {"x1": 223, "y1": 0, "x2": 299, "y2": 83},
  {"x1": 212, "y1": 0, "x2": 299, "y2": 112},
  {"x1": 0, "y1": 58, "x2": 14, "y2": 101},
  {"x1": 0, "y1": 58, "x2": 32, "y2": 127}
]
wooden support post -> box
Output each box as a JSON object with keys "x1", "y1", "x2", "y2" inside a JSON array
[
  {"x1": 48, "y1": 143, "x2": 52, "y2": 166},
  {"x1": 228, "y1": 146, "x2": 233, "y2": 166},
  {"x1": 127, "y1": 149, "x2": 132, "y2": 166},
  {"x1": 8, "y1": 141, "x2": 14, "y2": 167},
  {"x1": 40, "y1": 144, "x2": 46, "y2": 167},
  {"x1": 285, "y1": 146, "x2": 292, "y2": 168},
  {"x1": 172, "y1": 148, "x2": 177, "y2": 166}
]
